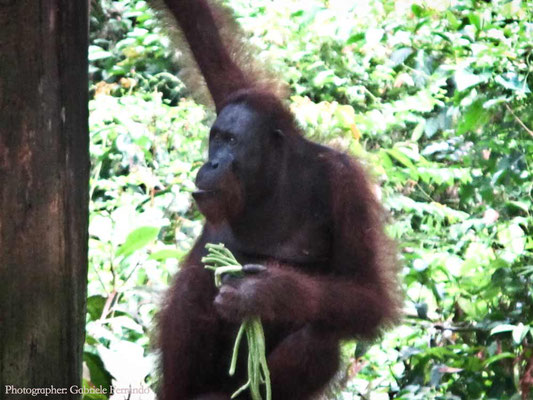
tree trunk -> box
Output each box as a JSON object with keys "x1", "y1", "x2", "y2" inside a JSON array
[{"x1": 0, "y1": 1, "x2": 89, "y2": 399}]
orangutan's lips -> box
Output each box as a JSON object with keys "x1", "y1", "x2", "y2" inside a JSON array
[
  {"x1": 192, "y1": 189, "x2": 218, "y2": 201},
  {"x1": 193, "y1": 188, "x2": 217, "y2": 194}
]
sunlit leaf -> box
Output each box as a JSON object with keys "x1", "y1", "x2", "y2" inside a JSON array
[
  {"x1": 148, "y1": 249, "x2": 185, "y2": 261},
  {"x1": 512, "y1": 323, "x2": 529, "y2": 345},
  {"x1": 490, "y1": 324, "x2": 516, "y2": 335},
  {"x1": 457, "y1": 100, "x2": 490, "y2": 134},
  {"x1": 115, "y1": 226, "x2": 160, "y2": 259},
  {"x1": 483, "y1": 352, "x2": 515, "y2": 366},
  {"x1": 89, "y1": 45, "x2": 113, "y2": 61}
]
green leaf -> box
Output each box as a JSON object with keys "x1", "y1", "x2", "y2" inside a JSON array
[
  {"x1": 390, "y1": 48, "x2": 413, "y2": 67},
  {"x1": 495, "y1": 73, "x2": 531, "y2": 93},
  {"x1": 411, "y1": 121, "x2": 425, "y2": 141},
  {"x1": 457, "y1": 297, "x2": 488, "y2": 318},
  {"x1": 143, "y1": 33, "x2": 161, "y2": 46},
  {"x1": 468, "y1": 13, "x2": 482, "y2": 31},
  {"x1": 483, "y1": 352, "x2": 515, "y2": 366},
  {"x1": 129, "y1": 27, "x2": 149, "y2": 38},
  {"x1": 334, "y1": 104, "x2": 356, "y2": 127},
  {"x1": 86, "y1": 295, "x2": 106, "y2": 321},
  {"x1": 505, "y1": 201, "x2": 530, "y2": 213},
  {"x1": 148, "y1": 249, "x2": 184, "y2": 261},
  {"x1": 88, "y1": 45, "x2": 113, "y2": 61},
  {"x1": 115, "y1": 226, "x2": 160, "y2": 259},
  {"x1": 454, "y1": 69, "x2": 489, "y2": 92},
  {"x1": 290, "y1": 10, "x2": 304, "y2": 18},
  {"x1": 411, "y1": 4, "x2": 425, "y2": 18},
  {"x1": 498, "y1": 224, "x2": 526, "y2": 262},
  {"x1": 446, "y1": 10, "x2": 461, "y2": 30},
  {"x1": 313, "y1": 70, "x2": 335, "y2": 87},
  {"x1": 354, "y1": 341, "x2": 371, "y2": 358},
  {"x1": 347, "y1": 32, "x2": 365, "y2": 44},
  {"x1": 490, "y1": 324, "x2": 515, "y2": 335},
  {"x1": 83, "y1": 352, "x2": 113, "y2": 391},
  {"x1": 483, "y1": 96, "x2": 509, "y2": 109},
  {"x1": 457, "y1": 100, "x2": 490, "y2": 134},
  {"x1": 518, "y1": 265, "x2": 533, "y2": 278},
  {"x1": 512, "y1": 323, "x2": 529, "y2": 345},
  {"x1": 385, "y1": 148, "x2": 417, "y2": 171},
  {"x1": 424, "y1": 117, "x2": 440, "y2": 138}
]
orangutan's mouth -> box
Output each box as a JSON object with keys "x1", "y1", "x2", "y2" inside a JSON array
[{"x1": 192, "y1": 189, "x2": 219, "y2": 201}]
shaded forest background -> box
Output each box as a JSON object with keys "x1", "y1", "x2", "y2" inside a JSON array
[{"x1": 86, "y1": 1, "x2": 533, "y2": 399}]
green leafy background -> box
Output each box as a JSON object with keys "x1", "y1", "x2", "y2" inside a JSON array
[{"x1": 86, "y1": 0, "x2": 533, "y2": 399}]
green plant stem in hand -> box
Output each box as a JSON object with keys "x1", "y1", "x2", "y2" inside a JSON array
[{"x1": 202, "y1": 243, "x2": 272, "y2": 400}]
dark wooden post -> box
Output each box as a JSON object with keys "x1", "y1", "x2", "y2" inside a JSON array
[{"x1": 0, "y1": 1, "x2": 89, "y2": 399}]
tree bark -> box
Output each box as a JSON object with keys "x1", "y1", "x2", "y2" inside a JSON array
[{"x1": 0, "y1": 1, "x2": 89, "y2": 399}]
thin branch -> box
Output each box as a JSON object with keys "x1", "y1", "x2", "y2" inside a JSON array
[
  {"x1": 404, "y1": 312, "x2": 485, "y2": 332},
  {"x1": 505, "y1": 103, "x2": 533, "y2": 138}
]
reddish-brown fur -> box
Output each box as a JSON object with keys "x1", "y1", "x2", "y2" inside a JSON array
[{"x1": 154, "y1": 1, "x2": 402, "y2": 399}]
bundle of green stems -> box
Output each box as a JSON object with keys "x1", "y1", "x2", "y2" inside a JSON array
[{"x1": 202, "y1": 243, "x2": 272, "y2": 400}]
